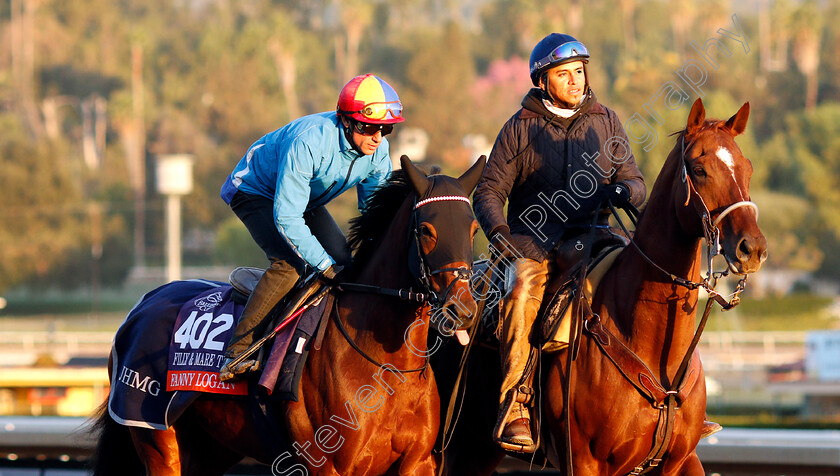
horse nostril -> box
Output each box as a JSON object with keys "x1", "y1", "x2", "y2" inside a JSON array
[{"x1": 737, "y1": 237, "x2": 753, "y2": 259}]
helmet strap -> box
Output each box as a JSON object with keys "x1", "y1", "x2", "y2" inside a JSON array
[
  {"x1": 540, "y1": 72, "x2": 558, "y2": 105},
  {"x1": 341, "y1": 117, "x2": 365, "y2": 155}
]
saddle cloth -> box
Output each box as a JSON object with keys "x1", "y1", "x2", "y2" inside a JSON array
[
  {"x1": 108, "y1": 278, "x2": 327, "y2": 429},
  {"x1": 109, "y1": 279, "x2": 234, "y2": 430}
]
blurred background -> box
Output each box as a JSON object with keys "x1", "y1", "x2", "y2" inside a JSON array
[{"x1": 1, "y1": 0, "x2": 840, "y2": 474}]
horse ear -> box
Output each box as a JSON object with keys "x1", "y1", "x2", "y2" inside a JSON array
[
  {"x1": 724, "y1": 102, "x2": 750, "y2": 136},
  {"x1": 400, "y1": 155, "x2": 430, "y2": 197},
  {"x1": 686, "y1": 97, "x2": 705, "y2": 135},
  {"x1": 457, "y1": 155, "x2": 487, "y2": 194}
]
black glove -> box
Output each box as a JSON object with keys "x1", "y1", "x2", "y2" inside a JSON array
[
  {"x1": 490, "y1": 227, "x2": 519, "y2": 260},
  {"x1": 321, "y1": 264, "x2": 345, "y2": 283},
  {"x1": 602, "y1": 182, "x2": 632, "y2": 208}
]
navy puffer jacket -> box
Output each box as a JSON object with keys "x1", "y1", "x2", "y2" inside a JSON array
[{"x1": 473, "y1": 88, "x2": 646, "y2": 262}]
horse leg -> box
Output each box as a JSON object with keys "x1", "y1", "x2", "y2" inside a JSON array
[
  {"x1": 385, "y1": 453, "x2": 438, "y2": 476},
  {"x1": 188, "y1": 398, "x2": 275, "y2": 464},
  {"x1": 174, "y1": 413, "x2": 244, "y2": 476},
  {"x1": 90, "y1": 402, "x2": 144, "y2": 476},
  {"x1": 659, "y1": 452, "x2": 704, "y2": 476},
  {"x1": 129, "y1": 427, "x2": 181, "y2": 476}
]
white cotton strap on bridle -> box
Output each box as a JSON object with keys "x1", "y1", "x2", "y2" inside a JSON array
[
  {"x1": 712, "y1": 200, "x2": 759, "y2": 226},
  {"x1": 413, "y1": 195, "x2": 471, "y2": 209}
]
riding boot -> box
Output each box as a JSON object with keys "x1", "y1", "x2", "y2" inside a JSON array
[
  {"x1": 701, "y1": 420, "x2": 723, "y2": 438},
  {"x1": 220, "y1": 259, "x2": 300, "y2": 382},
  {"x1": 494, "y1": 258, "x2": 550, "y2": 453}
]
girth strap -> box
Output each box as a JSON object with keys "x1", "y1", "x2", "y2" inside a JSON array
[{"x1": 584, "y1": 316, "x2": 700, "y2": 408}]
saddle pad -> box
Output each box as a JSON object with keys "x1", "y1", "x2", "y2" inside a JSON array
[
  {"x1": 109, "y1": 279, "x2": 233, "y2": 430},
  {"x1": 544, "y1": 247, "x2": 624, "y2": 352},
  {"x1": 258, "y1": 290, "x2": 331, "y2": 400}
]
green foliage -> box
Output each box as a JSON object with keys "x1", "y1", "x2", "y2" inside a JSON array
[
  {"x1": 751, "y1": 190, "x2": 822, "y2": 271},
  {"x1": 705, "y1": 294, "x2": 835, "y2": 332},
  {"x1": 213, "y1": 216, "x2": 266, "y2": 268},
  {"x1": 402, "y1": 23, "x2": 478, "y2": 163},
  {"x1": 4, "y1": 0, "x2": 840, "y2": 293},
  {"x1": 0, "y1": 114, "x2": 85, "y2": 293},
  {"x1": 754, "y1": 104, "x2": 840, "y2": 277}
]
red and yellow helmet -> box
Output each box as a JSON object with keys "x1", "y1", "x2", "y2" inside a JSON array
[{"x1": 337, "y1": 74, "x2": 405, "y2": 124}]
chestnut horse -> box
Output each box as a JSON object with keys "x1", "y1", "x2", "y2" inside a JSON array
[
  {"x1": 436, "y1": 99, "x2": 766, "y2": 475},
  {"x1": 91, "y1": 155, "x2": 485, "y2": 475}
]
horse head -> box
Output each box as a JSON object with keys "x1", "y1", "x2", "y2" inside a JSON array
[
  {"x1": 676, "y1": 98, "x2": 767, "y2": 274},
  {"x1": 401, "y1": 155, "x2": 486, "y2": 332}
]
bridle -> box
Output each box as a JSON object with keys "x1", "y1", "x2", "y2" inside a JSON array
[
  {"x1": 331, "y1": 191, "x2": 477, "y2": 374},
  {"x1": 337, "y1": 194, "x2": 474, "y2": 306},
  {"x1": 409, "y1": 195, "x2": 474, "y2": 308},
  {"x1": 611, "y1": 132, "x2": 759, "y2": 309}
]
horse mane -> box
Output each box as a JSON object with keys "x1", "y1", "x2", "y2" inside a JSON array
[{"x1": 347, "y1": 170, "x2": 413, "y2": 271}]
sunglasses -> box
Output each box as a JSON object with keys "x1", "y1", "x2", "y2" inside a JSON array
[
  {"x1": 357, "y1": 101, "x2": 403, "y2": 121},
  {"x1": 351, "y1": 120, "x2": 394, "y2": 136},
  {"x1": 533, "y1": 41, "x2": 590, "y2": 71}
]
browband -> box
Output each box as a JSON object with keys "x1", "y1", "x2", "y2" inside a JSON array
[{"x1": 414, "y1": 195, "x2": 471, "y2": 209}]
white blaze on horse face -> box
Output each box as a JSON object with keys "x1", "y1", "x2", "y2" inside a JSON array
[{"x1": 715, "y1": 146, "x2": 745, "y2": 200}]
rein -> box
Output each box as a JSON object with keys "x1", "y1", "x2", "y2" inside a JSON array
[{"x1": 330, "y1": 297, "x2": 429, "y2": 374}]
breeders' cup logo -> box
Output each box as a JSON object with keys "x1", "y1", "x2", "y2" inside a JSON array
[{"x1": 194, "y1": 291, "x2": 224, "y2": 311}]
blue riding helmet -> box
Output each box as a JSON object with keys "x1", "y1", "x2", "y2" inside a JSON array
[{"x1": 529, "y1": 33, "x2": 590, "y2": 86}]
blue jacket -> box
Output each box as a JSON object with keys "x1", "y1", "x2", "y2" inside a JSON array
[{"x1": 221, "y1": 111, "x2": 392, "y2": 270}]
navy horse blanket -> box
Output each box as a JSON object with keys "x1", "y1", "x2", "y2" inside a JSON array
[
  {"x1": 108, "y1": 279, "x2": 327, "y2": 429},
  {"x1": 108, "y1": 280, "x2": 244, "y2": 429}
]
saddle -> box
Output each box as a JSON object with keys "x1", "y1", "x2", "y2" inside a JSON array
[
  {"x1": 540, "y1": 227, "x2": 629, "y2": 352},
  {"x1": 227, "y1": 267, "x2": 334, "y2": 401},
  {"x1": 229, "y1": 266, "x2": 266, "y2": 301}
]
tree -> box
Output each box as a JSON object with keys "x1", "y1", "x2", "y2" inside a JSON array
[
  {"x1": 0, "y1": 114, "x2": 85, "y2": 293},
  {"x1": 402, "y1": 23, "x2": 477, "y2": 166},
  {"x1": 334, "y1": 0, "x2": 374, "y2": 86}
]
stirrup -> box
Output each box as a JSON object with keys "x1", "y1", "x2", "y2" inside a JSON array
[{"x1": 493, "y1": 394, "x2": 538, "y2": 454}]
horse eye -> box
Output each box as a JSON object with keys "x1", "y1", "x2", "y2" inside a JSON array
[
  {"x1": 420, "y1": 226, "x2": 434, "y2": 237},
  {"x1": 693, "y1": 166, "x2": 706, "y2": 178}
]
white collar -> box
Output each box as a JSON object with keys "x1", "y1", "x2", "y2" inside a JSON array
[{"x1": 543, "y1": 98, "x2": 580, "y2": 118}]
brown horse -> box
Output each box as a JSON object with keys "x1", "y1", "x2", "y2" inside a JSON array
[
  {"x1": 91, "y1": 155, "x2": 486, "y2": 475},
  {"x1": 436, "y1": 98, "x2": 766, "y2": 475}
]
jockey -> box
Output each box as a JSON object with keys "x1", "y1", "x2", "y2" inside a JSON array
[
  {"x1": 219, "y1": 74, "x2": 404, "y2": 382},
  {"x1": 472, "y1": 34, "x2": 646, "y2": 450}
]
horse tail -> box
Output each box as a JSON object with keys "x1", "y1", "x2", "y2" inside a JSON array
[{"x1": 89, "y1": 399, "x2": 144, "y2": 476}]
